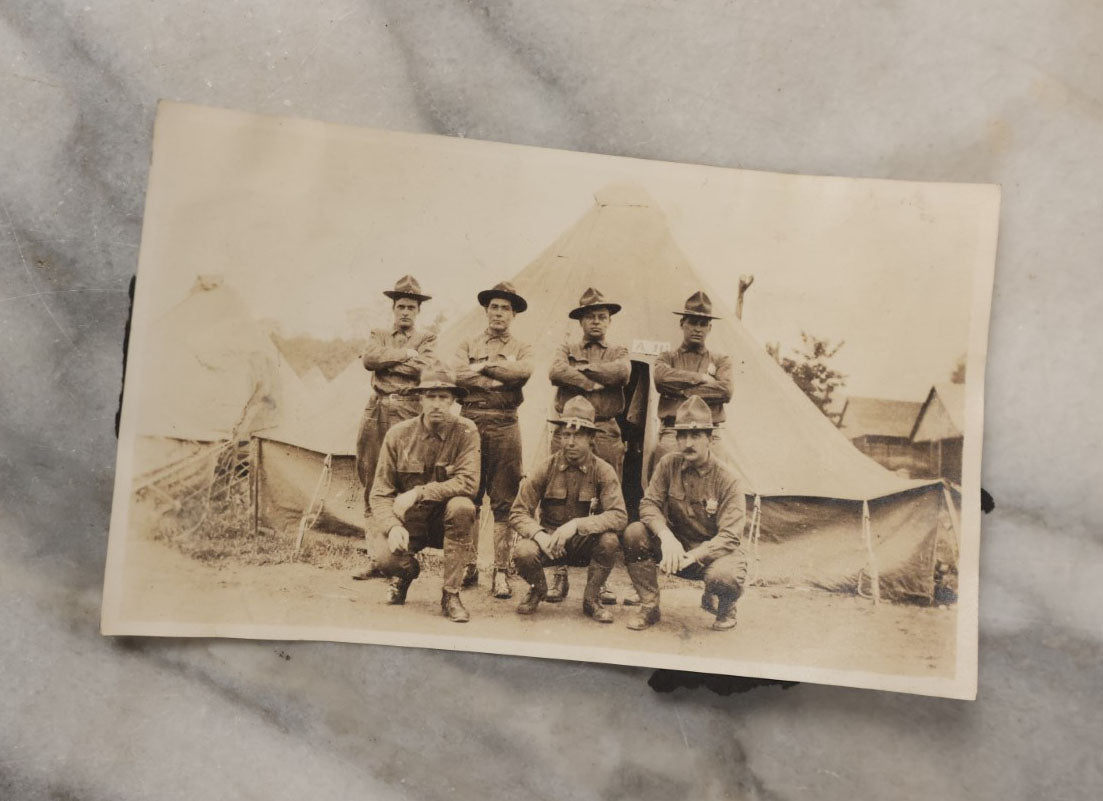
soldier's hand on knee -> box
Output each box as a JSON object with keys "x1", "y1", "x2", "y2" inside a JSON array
[
  {"x1": 658, "y1": 529, "x2": 686, "y2": 574},
  {"x1": 392, "y1": 488, "x2": 421, "y2": 521},
  {"x1": 549, "y1": 521, "x2": 577, "y2": 558},
  {"x1": 534, "y1": 531, "x2": 556, "y2": 559},
  {"x1": 388, "y1": 525, "x2": 410, "y2": 553}
]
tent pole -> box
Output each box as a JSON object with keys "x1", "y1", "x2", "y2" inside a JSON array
[
  {"x1": 746, "y1": 495, "x2": 762, "y2": 586},
  {"x1": 862, "y1": 500, "x2": 881, "y2": 605},
  {"x1": 941, "y1": 483, "x2": 961, "y2": 543}
]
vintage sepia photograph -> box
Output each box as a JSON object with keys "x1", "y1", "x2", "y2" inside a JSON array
[{"x1": 102, "y1": 102, "x2": 998, "y2": 698}]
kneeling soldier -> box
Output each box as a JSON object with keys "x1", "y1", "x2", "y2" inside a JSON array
[
  {"x1": 509, "y1": 397, "x2": 628, "y2": 622},
  {"x1": 623, "y1": 396, "x2": 748, "y2": 632},
  {"x1": 369, "y1": 366, "x2": 481, "y2": 622}
]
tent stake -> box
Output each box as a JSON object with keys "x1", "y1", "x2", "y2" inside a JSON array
[{"x1": 862, "y1": 500, "x2": 881, "y2": 605}]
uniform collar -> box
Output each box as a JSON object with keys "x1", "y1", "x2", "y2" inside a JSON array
[
  {"x1": 484, "y1": 328, "x2": 512, "y2": 343},
  {"x1": 392, "y1": 325, "x2": 417, "y2": 337},
  {"x1": 556, "y1": 450, "x2": 592, "y2": 474},
  {"x1": 678, "y1": 341, "x2": 707, "y2": 355},
  {"x1": 417, "y1": 414, "x2": 451, "y2": 440},
  {"x1": 581, "y1": 336, "x2": 607, "y2": 348}
]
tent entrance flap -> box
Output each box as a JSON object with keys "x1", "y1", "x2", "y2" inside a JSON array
[{"x1": 619, "y1": 359, "x2": 651, "y2": 521}]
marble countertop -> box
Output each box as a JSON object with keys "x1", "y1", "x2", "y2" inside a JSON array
[{"x1": 2, "y1": 1, "x2": 1100, "y2": 798}]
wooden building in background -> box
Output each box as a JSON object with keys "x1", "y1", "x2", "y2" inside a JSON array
[
  {"x1": 838, "y1": 396, "x2": 927, "y2": 477},
  {"x1": 911, "y1": 383, "x2": 966, "y2": 485}
]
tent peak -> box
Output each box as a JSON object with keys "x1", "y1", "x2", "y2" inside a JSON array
[{"x1": 593, "y1": 184, "x2": 655, "y2": 208}]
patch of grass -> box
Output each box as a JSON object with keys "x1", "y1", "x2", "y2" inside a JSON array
[{"x1": 151, "y1": 482, "x2": 363, "y2": 570}]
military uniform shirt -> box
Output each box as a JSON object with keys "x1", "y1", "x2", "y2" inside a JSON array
[
  {"x1": 510, "y1": 450, "x2": 628, "y2": 539},
  {"x1": 653, "y1": 344, "x2": 734, "y2": 424},
  {"x1": 370, "y1": 413, "x2": 481, "y2": 533},
  {"x1": 639, "y1": 452, "x2": 746, "y2": 564},
  {"x1": 549, "y1": 338, "x2": 631, "y2": 419},
  {"x1": 453, "y1": 330, "x2": 534, "y2": 409},
  {"x1": 361, "y1": 327, "x2": 437, "y2": 396}
]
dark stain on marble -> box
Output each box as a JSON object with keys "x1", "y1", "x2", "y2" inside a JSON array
[
  {"x1": 981, "y1": 488, "x2": 995, "y2": 513},
  {"x1": 649, "y1": 669, "x2": 799, "y2": 696}
]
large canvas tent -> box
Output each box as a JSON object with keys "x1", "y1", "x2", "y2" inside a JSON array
[{"x1": 426, "y1": 184, "x2": 960, "y2": 603}]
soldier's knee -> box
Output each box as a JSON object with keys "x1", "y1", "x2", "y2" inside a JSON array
[
  {"x1": 705, "y1": 556, "x2": 747, "y2": 598},
  {"x1": 444, "y1": 496, "x2": 476, "y2": 524},
  {"x1": 622, "y1": 522, "x2": 651, "y2": 561},
  {"x1": 513, "y1": 538, "x2": 541, "y2": 567},
  {"x1": 593, "y1": 531, "x2": 621, "y2": 563}
]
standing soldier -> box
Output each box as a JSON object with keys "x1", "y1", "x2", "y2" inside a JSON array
[
  {"x1": 547, "y1": 287, "x2": 631, "y2": 604},
  {"x1": 356, "y1": 275, "x2": 436, "y2": 507},
  {"x1": 509, "y1": 397, "x2": 627, "y2": 622},
  {"x1": 621, "y1": 396, "x2": 748, "y2": 632},
  {"x1": 369, "y1": 366, "x2": 480, "y2": 623},
  {"x1": 452, "y1": 281, "x2": 533, "y2": 598},
  {"x1": 652, "y1": 291, "x2": 733, "y2": 468}
]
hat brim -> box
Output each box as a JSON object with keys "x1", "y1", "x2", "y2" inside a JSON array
[
  {"x1": 405, "y1": 383, "x2": 467, "y2": 398},
  {"x1": 383, "y1": 291, "x2": 432, "y2": 302},
  {"x1": 671, "y1": 422, "x2": 717, "y2": 431},
  {"x1": 673, "y1": 310, "x2": 722, "y2": 320},
  {"x1": 477, "y1": 289, "x2": 528, "y2": 313},
  {"x1": 568, "y1": 302, "x2": 622, "y2": 320},
  {"x1": 547, "y1": 417, "x2": 599, "y2": 431}
]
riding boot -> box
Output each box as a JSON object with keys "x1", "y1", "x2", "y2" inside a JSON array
[
  {"x1": 517, "y1": 568, "x2": 547, "y2": 615},
  {"x1": 625, "y1": 560, "x2": 661, "y2": 630},
  {"x1": 583, "y1": 563, "x2": 615, "y2": 623},
  {"x1": 712, "y1": 594, "x2": 738, "y2": 631},
  {"x1": 545, "y1": 565, "x2": 569, "y2": 603},
  {"x1": 462, "y1": 513, "x2": 480, "y2": 587},
  {"x1": 491, "y1": 522, "x2": 514, "y2": 598},
  {"x1": 386, "y1": 576, "x2": 412, "y2": 605},
  {"x1": 441, "y1": 590, "x2": 470, "y2": 622}
]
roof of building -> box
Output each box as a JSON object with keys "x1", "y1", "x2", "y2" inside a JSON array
[{"x1": 838, "y1": 396, "x2": 923, "y2": 440}]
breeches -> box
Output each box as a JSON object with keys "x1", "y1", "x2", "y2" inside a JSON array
[
  {"x1": 621, "y1": 521, "x2": 746, "y2": 600},
  {"x1": 512, "y1": 531, "x2": 621, "y2": 572},
  {"x1": 372, "y1": 497, "x2": 477, "y2": 593},
  {"x1": 466, "y1": 411, "x2": 523, "y2": 523}
]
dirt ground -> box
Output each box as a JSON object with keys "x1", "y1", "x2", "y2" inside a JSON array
[{"x1": 116, "y1": 527, "x2": 958, "y2": 681}]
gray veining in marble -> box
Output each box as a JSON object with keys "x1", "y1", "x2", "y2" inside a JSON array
[{"x1": 2, "y1": 1, "x2": 1101, "y2": 798}]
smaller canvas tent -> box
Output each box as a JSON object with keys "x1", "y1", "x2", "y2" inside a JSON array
[
  {"x1": 253, "y1": 360, "x2": 370, "y2": 538},
  {"x1": 911, "y1": 383, "x2": 966, "y2": 484},
  {"x1": 130, "y1": 276, "x2": 286, "y2": 517}
]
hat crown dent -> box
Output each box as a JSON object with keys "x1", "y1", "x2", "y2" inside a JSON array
[
  {"x1": 674, "y1": 395, "x2": 715, "y2": 429},
  {"x1": 385, "y1": 274, "x2": 432, "y2": 301},
  {"x1": 676, "y1": 290, "x2": 718, "y2": 318},
  {"x1": 550, "y1": 395, "x2": 599, "y2": 430}
]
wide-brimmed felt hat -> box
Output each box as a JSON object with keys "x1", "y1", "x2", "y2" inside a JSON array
[
  {"x1": 383, "y1": 274, "x2": 432, "y2": 303},
  {"x1": 673, "y1": 290, "x2": 722, "y2": 320},
  {"x1": 548, "y1": 396, "x2": 599, "y2": 431},
  {"x1": 404, "y1": 365, "x2": 467, "y2": 398},
  {"x1": 672, "y1": 396, "x2": 716, "y2": 431},
  {"x1": 568, "y1": 287, "x2": 622, "y2": 320},
  {"x1": 477, "y1": 280, "x2": 528, "y2": 313}
]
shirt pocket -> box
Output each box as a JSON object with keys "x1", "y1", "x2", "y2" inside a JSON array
[{"x1": 397, "y1": 456, "x2": 424, "y2": 478}]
